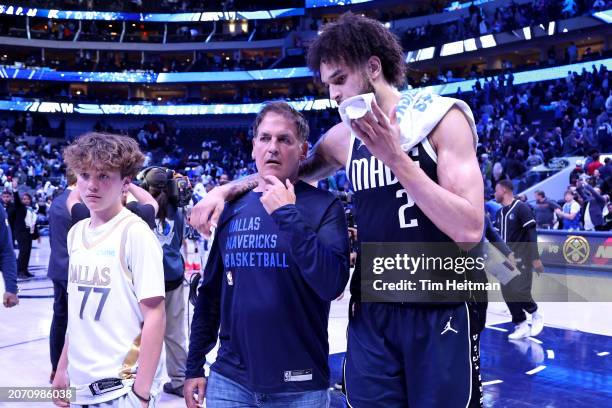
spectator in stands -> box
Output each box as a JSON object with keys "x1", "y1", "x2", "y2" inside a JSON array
[
  {"x1": 585, "y1": 150, "x2": 603, "y2": 175},
  {"x1": 555, "y1": 189, "x2": 582, "y2": 230},
  {"x1": 218, "y1": 173, "x2": 230, "y2": 186},
  {"x1": 1, "y1": 190, "x2": 14, "y2": 229},
  {"x1": 532, "y1": 190, "x2": 560, "y2": 229},
  {"x1": 569, "y1": 160, "x2": 585, "y2": 186},
  {"x1": 576, "y1": 177, "x2": 607, "y2": 231},
  {"x1": 604, "y1": 202, "x2": 612, "y2": 230},
  {"x1": 526, "y1": 148, "x2": 544, "y2": 168},
  {"x1": 10, "y1": 179, "x2": 39, "y2": 280}
]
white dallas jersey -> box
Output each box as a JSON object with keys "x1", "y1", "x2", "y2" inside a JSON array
[{"x1": 66, "y1": 208, "x2": 165, "y2": 405}]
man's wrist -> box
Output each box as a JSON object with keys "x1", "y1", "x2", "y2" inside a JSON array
[{"x1": 132, "y1": 383, "x2": 151, "y2": 400}]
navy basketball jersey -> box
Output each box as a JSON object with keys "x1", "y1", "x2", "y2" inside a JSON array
[{"x1": 346, "y1": 136, "x2": 451, "y2": 244}]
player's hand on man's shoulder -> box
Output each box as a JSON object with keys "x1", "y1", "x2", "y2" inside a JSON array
[
  {"x1": 189, "y1": 188, "x2": 226, "y2": 238},
  {"x1": 260, "y1": 176, "x2": 296, "y2": 215}
]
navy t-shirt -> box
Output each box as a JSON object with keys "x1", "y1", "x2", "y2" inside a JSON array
[
  {"x1": 186, "y1": 181, "x2": 349, "y2": 393},
  {"x1": 47, "y1": 189, "x2": 73, "y2": 281}
]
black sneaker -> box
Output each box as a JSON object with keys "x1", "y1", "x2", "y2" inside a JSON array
[
  {"x1": 17, "y1": 272, "x2": 34, "y2": 281},
  {"x1": 163, "y1": 382, "x2": 184, "y2": 397}
]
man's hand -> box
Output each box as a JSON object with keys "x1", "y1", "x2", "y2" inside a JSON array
[
  {"x1": 348, "y1": 227, "x2": 358, "y2": 242},
  {"x1": 3, "y1": 292, "x2": 18, "y2": 308},
  {"x1": 554, "y1": 208, "x2": 564, "y2": 217},
  {"x1": 260, "y1": 176, "x2": 296, "y2": 215},
  {"x1": 189, "y1": 188, "x2": 226, "y2": 238},
  {"x1": 532, "y1": 259, "x2": 545, "y2": 275},
  {"x1": 507, "y1": 252, "x2": 517, "y2": 268},
  {"x1": 350, "y1": 99, "x2": 404, "y2": 165},
  {"x1": 51, "y1": 369, "x2": 70, "y2": 407},
  {"x1": 184, "y1": 377, "x2": 206, "y2": 408}
]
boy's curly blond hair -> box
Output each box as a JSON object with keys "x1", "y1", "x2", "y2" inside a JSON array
[{"x1": 63, "y1": 132, "x2": 144, "y2": 178}]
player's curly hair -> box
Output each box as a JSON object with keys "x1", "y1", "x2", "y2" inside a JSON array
[
  {"x1": 63, "y1": 132, "x2": 144, "y2": 178},
  {"x1": 307, "y1": 12, "x2": 406, "y2": 87}
]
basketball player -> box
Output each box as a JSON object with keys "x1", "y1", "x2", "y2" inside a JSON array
[
  {"x1": 184, "y1": 102, "x2": 349, "y2": 408},
  {"x1": 52, "y1": 133, "x2": 166, "y2": 408},
  {"x1": 190, "y1": 13, "x2": 484, "y2": 407}
]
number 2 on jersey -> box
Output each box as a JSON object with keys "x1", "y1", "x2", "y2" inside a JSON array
[
  {"x1": 78, "y1": 286, "x2": 110, "y2": 321},
  {"x1": 396, "y1": 189, "x2": 418, "y2": 228}
]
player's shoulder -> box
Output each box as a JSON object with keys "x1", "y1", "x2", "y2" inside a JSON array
[
  {"x1": 295, "y1": 181, "x2": 338, "y2": 207},
  {"x1": 327, "y1": 121, "x2": 350, "y2": 139},
  {"x1": 323, "y1": 122, "x2": 351, "y2": 152}
]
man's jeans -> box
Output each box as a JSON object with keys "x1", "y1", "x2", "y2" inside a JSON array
[{"x1": 206, "y1": 370, "x2": 330, "y2": 408}]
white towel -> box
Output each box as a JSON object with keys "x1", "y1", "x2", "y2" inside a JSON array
[
  {"x1": 395, "y1": 89, "x2": 479, "y2": 151},
  {"x1": 339, "y1": 90, "x2": 479, "y2": 151}
]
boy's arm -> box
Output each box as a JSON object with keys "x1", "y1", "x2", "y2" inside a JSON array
[
  {"x1": 126, "y1": 223, "x2": 166, "y2": 402},
  {"x1": 133, "y1": 296, "x2": 165, "y2": 401},
  {"x1": 51, "y1": 338, "x2": 70, "y2": 407}
]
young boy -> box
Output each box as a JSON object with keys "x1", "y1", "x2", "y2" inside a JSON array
[{"x1": 52, "y1": 132, "x2": 166, "y2": 408}]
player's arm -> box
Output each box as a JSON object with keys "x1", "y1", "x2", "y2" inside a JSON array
[
  {"x1": 188, "y1": 174, "x2": 258, "y2": 237},
  {"x1": 189, "y1": 124, "x2": 348, "y2": 237},
  {"x1": 133, "y1": 296, "x2": 165, "y2": 402},
  {"x1": 396, "y1": 107, "x2": 484, "y2": 247},
  {"x1": 352, "y1": 104, "x2": 483, "y2": 248},
  {"x1": 299, "y1": 123, "x2": 349, "y2": 183}
]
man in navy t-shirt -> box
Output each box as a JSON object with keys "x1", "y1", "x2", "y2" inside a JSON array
[{"x1": 184, "y1": 102, "x2": 350, "y2": 408}]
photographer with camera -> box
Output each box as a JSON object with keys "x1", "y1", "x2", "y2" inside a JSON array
[{"x1": 139, "y1": 166, "x2": 192, "y2": 398}]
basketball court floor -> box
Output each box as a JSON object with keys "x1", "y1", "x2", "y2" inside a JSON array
[{"x1": 1, "y1": 238, "x2": 611, "y2": 407}]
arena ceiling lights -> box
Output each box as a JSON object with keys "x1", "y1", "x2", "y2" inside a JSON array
[
  {"x1": 438, "y1": 35, "x2": 495, "y2": 57},
  {"x1": 593, "y1": 9, "x2": 612, "y2": 24},
  {"x1": 2, "y1": 59, "x2": 609, "y2": 116},
  {"x1": 405, "y1": 47, "x2": 436, "y2": 63},
  {"x1": 0, "y1": 66, "x2": 313, "y2": 83},
  {"x1": 0, "y1": 4, "x2": 304, "y2": 21}
]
